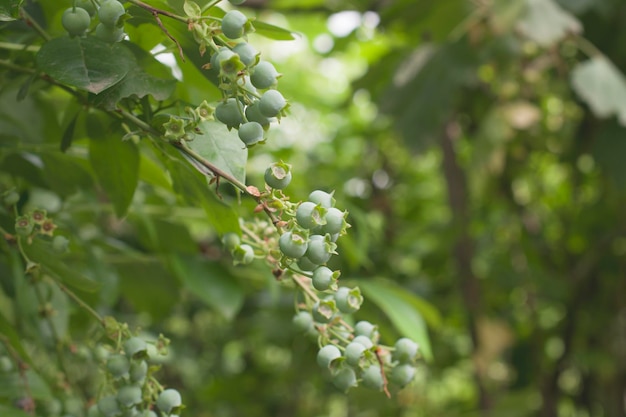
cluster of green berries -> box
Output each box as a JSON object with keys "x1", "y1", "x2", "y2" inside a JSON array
[
  {"x1": 178, "y1": 0, "x2": 288, "y2": 147},
  {"x1": 13, "y1": 208, "x2": 69, "y2": 252},
  {"x1": 223, "y1": 165, "x2": 421, "y2": 392},
  {"x1": 90, "y1": 333, "x2": 183, "y2": 417},
  {"x1": 313, "y1": 327, "x2": 420, "y2": 392},
  {"x1": 61, "y1": 0, "x2": 126, "y2": 43}
]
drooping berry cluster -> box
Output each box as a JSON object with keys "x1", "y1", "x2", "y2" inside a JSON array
[
  {"x1": 171, "y1": 0, "x2": 288, "y2": 147},
  {"x1": 89, "y1": 319, "x2": 183, "y2": 417},
  {"x1": 61, "y1": 0, "x2": 127, "y2": 42},
  {"x1": 223, "y1": 164, "x2": 422, "y2": 393}
]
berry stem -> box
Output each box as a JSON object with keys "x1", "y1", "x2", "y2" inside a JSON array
[{"x1": 19, "y1": 7, "x2": 51, "y2": 41}]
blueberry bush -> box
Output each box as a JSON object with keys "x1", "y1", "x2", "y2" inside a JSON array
[{"x1": 2, "y1": 0, "x2": 626, "y2": 416}]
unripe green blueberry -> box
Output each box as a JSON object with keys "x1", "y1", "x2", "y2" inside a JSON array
[
  {"x1": 305, "y1": 234, "x2": 334, "y2": 265},
  {"x1": 278, "y1": 231, "x2": 308, "y2": 258},
  {"x1": 361, "y1": 365, "x2": 384, "y2": 390},
  {"x1": 390, "y1": 363, "x2": 416, "y2": 387},
  {"x1": 123, "y1": 337, "x2": 148, "y2": 359},
  {"x1": 138, "y1": 411, "x2": 157, "y2": 417},
  {"x1": 292, "y1": 311, "x2": 314, "y2": 333},
  {"x1": 296, "y1": 202, "x2": 327, "y2": 230},
  {"x1": 117, "y1": 385, "x2": 142, "y2": 408},
  {"x1": 232, "y1": 243, "x2": 254, "y2": 264},
  {"x1": 106, "y1": 354, "x2": 130, "y2": 379},
  {"x1": 259, "y1": 90, "x2": 286, "y2": 117},
  {"x1": 250, "y1": 61, "x2": 279, "y2": 89},
  {"x1": 98, "y1": 0, "x2": 125, "y2": 27},
  {"x1": 352, "y1": 335, "x2": 373, "y2": 349},
  {"x1": 238, "y1": 121, "x2": 264, "y2": 146},
  {"x1": 297, "y1": 256, "x2": 318, "y2": 272},
  {"x1": 321, "y1": 207, "x2": 346, "y2": 235},
  {"x1": 335, "y1": 286, "x2": 363, "y2": 314},
  {"x1": 94, "y1": 23, "x2": 125, "y2": 43},
  {"x1": 62, "y1": 7, "x2": 91, "y2": 37},
  {"x1": 311, "y1": 266, "x2": 336, "y2": 291},
  {"x1": 209, "y1": 47, "x2": 230, "y2": 70},
  {"x1": 221, "y1": 10, "x2": 248, "y2": 39},
  {"x1": 332, "y1": 367, "x2": 358, "y2": 391},
  {"x1": 76, "y1": 0, "x2": 97, "y2": 16},
  {"x1": 308, "y1": 190, "x2": 335, "y2": 208},
  {"x1": 344, "y1": 341, "x2": 366, "y2": 366},
  {"x1": 354, "y1": 321, "x2": 377, "y2": 339},
  {"x1": 129, "y1": 360, "x2": 148, "y2": 384},
  {"x1": 264, "y1": 161, "x2": 292, "y2": 189},
  {"x1": 393, "y1": 338, "x2": 419, "y2": 363},
  {"x1": 222, "y1": 232, "x2": 241, "y2": 251},
  {"x1": 156, "y1": 389, "x2": 182, "y2": 414},
  {"x1": 87, "y1": 404, "x2": 103, "y2": 417},
  {"x1": 232, "y1": 42, "x2": 258, "y2": 66},
  {"x1": 97, "y1": 395, "x2": 120, "y2": 417},
  {"x1": 52, "y1": 235, "x2": 70, "y2": 253},
  {"x1": 215, "y1": 98, "x2": 244, "y2": 130},
  {"x1": 245, "y1": 102, "x2": 272, "y2": 128},
  {"x1": 311, "y1": 299, "x2": 336, "y2": 323},
  {"x1": 316, "y1": 345, "x2": 341, "y2": 368}
]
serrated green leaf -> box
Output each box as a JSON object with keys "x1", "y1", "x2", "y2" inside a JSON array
[
  {"x1": 571, "y1": 56, "x2": 626, "y2": 125},
  {"x1": 253, "y1": 20, "x2": 297, "y2": 40},
  {"x1": 517, "y1": 0, "x2": 581, "y2": 47},
  {"x1": 186, "y1": 120, "x2": 247, "y2": 185},
  {"x1": 35, "y1": 36, "x2": 133, "y2": 94},
  {"x1": 21, "y1": 238, "x2": 101, "y2": 293},
  {"x1": 169, "y1": 255, "x2": 244, "y2": 320},
  {"x1": 0, "y1": 0, "x2": 22, "y2": 21},
  {"x1": 359, "y1": 278, "x2": 437, "y2": 361},
  {"x1": 89, "y1": 135, "x2": 139, "y2": 217}
]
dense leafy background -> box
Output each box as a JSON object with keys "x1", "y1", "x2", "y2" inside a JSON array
[{"x1": 1, "y1": 0, "x2": 626, "y2": 416}]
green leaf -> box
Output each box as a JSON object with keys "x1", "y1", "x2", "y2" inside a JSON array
[
  {"x1": 253, "y1": 21, "x2": 297, "y2": 41},
  {"x1": 60, "y1": 111, "x2": 80, "y2": 152},
  {"x1": 186, "y1": 120, "x2": 247, "y2": 185},
  {"x1": 517, "y1": 0, "x2": 581, "y2": 47},
  {"x1": 116, "y1": 258, "x2": 180, "y2": 320},
  {"x1": 40, "y1": 152, "x2": 93, "y2": 197},
  {"x1": 166, "y1": 153, "x2": 240, "y2": 235},
  {"x1": 89, "y1": 135, "x2": 139, "y2": 217},
  {"x1": 0, "y1": 310, "x2": 33, "y2": 366},
  {"x1": 91, "y1": 66, "x2": 176, "y2": 110},
  {"x1": 0, "y1": 369, "x2": 52, "y2": 400},
  {"x1": 35, "y1": 36, "x2": 133, "y2": 94},
  {"x1": 359, "y1": 278, "x2": 437, "y2": 361},
  {"x1": 21, "y1": 238, "x2": 101, "y2": 293},
  {"x1": 0, "y1": 0, "x2": 22, "y2": 21},
  {"x1": 571, "y1": 56, "x2": 626, "y2": 125},
  {"x1": 169, "y1": 255, "x2": 244, "y2": 320},
  {"x1": 89, "y1": 44, "x2": 177, "y2": 110},
  {"x1": 183, "y1": 0, "x2": 202, "y2": 18},
  {"x1": 0, "y1": 404, "x2": 38, "y2": 417}
]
